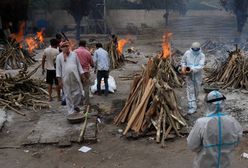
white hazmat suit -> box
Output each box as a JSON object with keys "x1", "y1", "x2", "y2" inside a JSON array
[
  {"x1": 187, "y1": 91, "x2": 243, "y2": 168},
  {"x1": 181, "y1": 42, "x2": 205, "y2": 114}
]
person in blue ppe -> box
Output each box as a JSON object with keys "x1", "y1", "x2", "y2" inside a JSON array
[
  {"x1": 187, "y1": 91, "x2": 243, "y2": 168},
  {"x1": 181, "y1": 42, "x2": 205, "y2": 114}
]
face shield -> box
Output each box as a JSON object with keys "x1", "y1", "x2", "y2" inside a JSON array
[{"x1": 191, "y1": 42, "x2": 201, "y2": 55}]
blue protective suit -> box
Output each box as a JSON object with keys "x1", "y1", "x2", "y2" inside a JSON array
[{"x1": 181, "y1": 48, "x2": 205, "y2": 114}]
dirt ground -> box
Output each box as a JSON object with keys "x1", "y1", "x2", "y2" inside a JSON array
[{"x1": 1, "y1": 10, "x2": 248, "y2": 168}]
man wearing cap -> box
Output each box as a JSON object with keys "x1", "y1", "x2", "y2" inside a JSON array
[
  {"x1": 187, "y1": 90, "x2": 242, "y2": 168},
  {"x1": 181, "y1": 42, "x2": 205, "y2": 114},
  {"x1": 56, "y1": 41, "x2": 85, "y2": 115}
]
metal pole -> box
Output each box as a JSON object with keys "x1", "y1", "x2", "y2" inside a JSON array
[
  {"x1": 165, "y1": 0, "x2": 169, "y2": 26},
  {"x1": 103, "y1": 0, "x2": 107, "y2": 34}
]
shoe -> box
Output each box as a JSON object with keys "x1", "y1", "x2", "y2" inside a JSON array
[
  {"x1": 95, "y1": 92, "x2": 102, "y2": 96},
  {"x1": 187, "y1": 110, "x2": 196, "y2": 115},
  {"x1": 74, "y1": 107, "x2": 80, "y2": 113},
  {"x1": 61, "y1": 99, "x2": 66, "y2": 106}
]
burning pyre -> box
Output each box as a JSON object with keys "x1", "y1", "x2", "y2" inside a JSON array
[
  {"x1": 114, "y1": 33, "x2": 186, "y2": 146},
  {"x1": 107, "y1": 36, "x2": 130, "y2": 69},
  {"x1": 0, "y1": 22, "x2": 45, "y2": 69}
]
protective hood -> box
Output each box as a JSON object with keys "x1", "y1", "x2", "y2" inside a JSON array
[
  {"x1": 190, "y1": 48, "x2": 201, "y2": 56},
  {"x1": 205, "y1": 91, "x2": 226, "y2": 116}
]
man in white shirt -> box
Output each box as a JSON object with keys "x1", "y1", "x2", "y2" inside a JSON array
[
  {"x1": 56, "y1": 41, "x2": 85, "y2": 115},
  {"x1": 93, "y1": 43, "x2": 110, "y2": 96},
  {"x1": 42, "y1": 39, "x2": 60, "y2": 101}
]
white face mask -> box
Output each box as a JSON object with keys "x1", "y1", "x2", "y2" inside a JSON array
[{"x1": 192, "y1": 50, "x2": 200, "y2": 56}]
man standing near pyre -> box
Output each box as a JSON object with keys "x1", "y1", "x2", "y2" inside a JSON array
[
  {"x1": 56, "y1": 41, "x2": 85, "y2": 115},
  {"x1": 42, "y1": 39, "x2": 60, "y2": 101},
  {"x1": 75, "y1": 40, "x2": 94, "y2": 105},
  {"x1": 181, "y1": 42, "x2": 205, "y2": 114}
]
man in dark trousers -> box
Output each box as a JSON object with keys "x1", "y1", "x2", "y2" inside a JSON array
[{"x1": 93, "y1": 43, "x2": 110, "y2": 96}]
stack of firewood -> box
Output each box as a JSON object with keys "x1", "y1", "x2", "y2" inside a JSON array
[
  {"x1": 205, "y1": 45, "x2": 248, "y2": 89},
  {"x1": 0, "y1": 64, "x2": 50, "y2": 116},
  {"x1": 0, "y1": 41, "x2": 36, "y2": 69},
  {"x1": 107, "y1": 41, "x2": 124, "y2": 69},
  {"x1": 114, "y1": 56, "x2": 186, "y2": 146}
]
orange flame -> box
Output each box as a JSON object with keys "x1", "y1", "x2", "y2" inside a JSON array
[
  {"x1": 25, "y1": 37, "x2": 38, "y2": 52},
  {"x1": 15, "y1": 21, "x2": 25, "y2": 43},
  {"x1": 162, "y1": 32, "x2": 172, "y2": 59},
  {"x1": 37, "y1": 31, "x2": 44, "y2": 42},
  {"x1": 117, "y1": 39, "x2": 129, "y2": 56}
]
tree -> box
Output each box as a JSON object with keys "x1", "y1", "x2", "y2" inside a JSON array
[
  {"x1": 0, "y1": 0, "x2": 29, "y2": 33},
  {"x1": 29, "y1": 0, "x2": 92, "y2": 39},
  {"x1": 64, "y1": 0, "x2": 91, "y2": 40},
  {"x1": 220, "y1": 0, "x2": 248, "y2": 32},
  {"x1": 141, "y1": 0, "x2": 188, "y2": 25}
]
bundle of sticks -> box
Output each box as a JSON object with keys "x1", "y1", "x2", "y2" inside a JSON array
[
  {"x1": 114, "y1": 56, "x2": 186, "y2": 146},
  {"x1": 205, "y1": 45, "x2": 248, "y2": 89},
  {"x1": 0, "y1": 64, "x2": 50, "y2": 115},
  {"x1": 107, "y1": 40, "x2": 124, "y2": 69},
  {"x1": 0, "y1": 41, "x2": 36, "y2": 69}
]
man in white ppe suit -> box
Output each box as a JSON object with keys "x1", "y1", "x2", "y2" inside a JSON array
[
  {"x1": 181, "y1": 42, "x2": 205, "y2": 114},
  {"x1": 187, "y1": 90, "x2": 243, "y2": 168},
  {"x1": 56, "y1": 41, "x2": 85, "y2": 115}
]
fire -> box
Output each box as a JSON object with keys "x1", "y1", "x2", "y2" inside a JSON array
[
  {"x1": 25, "y1": 37, "x2": 38, "y2": 52},
  {"x1": 162, "y1": 32, "x2": 172, "y2": 59},
  {"x1": 8, "y1": 21, "x2": 45, "y2": 52},
  {"x1": 37, "y1": 30, "x2": 44, "y2": 43},
  {"x1": 15, "y1": 21, "x2": 25, "y2": 43},
  {"x1": 117, "y1": 39, "x2": 129, "y2": 56}
]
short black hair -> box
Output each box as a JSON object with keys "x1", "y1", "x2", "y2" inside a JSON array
[
  {"x1": 55, "y1": 33, "x2": 62, "y2": 40},
  {"x1": 79, "y1": 40, "x2": 86, "y2": 47},
  {"x1": 96, "y1": 43, "x2": 103, "y2": 48},
  {"x1": 50, "y1": 39, "x2": 58, "y2": 47}
]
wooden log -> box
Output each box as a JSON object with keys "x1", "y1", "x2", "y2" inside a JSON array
[
  {"x1": 161, "y1": 108, "x2": 166, "y2": 148},
  {"x1": 0, "y1": 101, "x2": 25, "y2": 116},
  {"x1": 123, "y1": 79, "x2": 155, "y2": 135},
  {"x1": 78, "y1": 105, "x2": 90, "y2": 143},
  {"x1": 156, "y1": 106, "x2": 163, "y2": 143}
]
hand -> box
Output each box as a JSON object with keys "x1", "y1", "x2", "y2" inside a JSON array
[
  {"x1": 59, "y1": 80, "x2": 63, "y2": 88},
  {"x1": 42, "y1": 69, "x2": 45, "y2": 75},
  {"x1": 181, "y1": 67, "x2": 186, "y2": 75}
]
